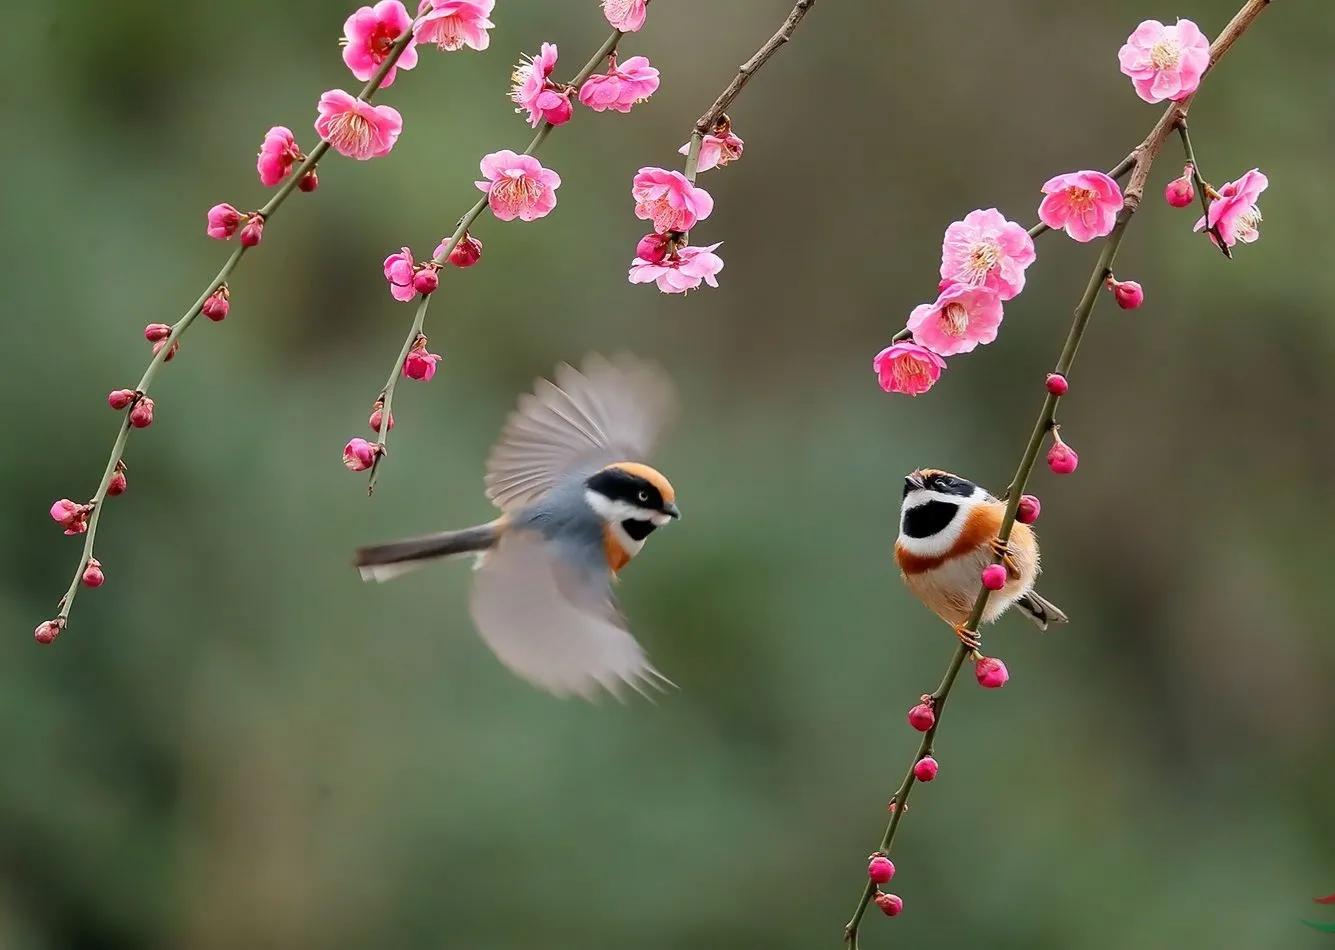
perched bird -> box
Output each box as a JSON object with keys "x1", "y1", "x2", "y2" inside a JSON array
[
  {"x1": 355, "y1": 354, "x2": 680, "y2": 699},
  {"x1": 895, "y1": 468, "x2": 1067, "y2": 648}
]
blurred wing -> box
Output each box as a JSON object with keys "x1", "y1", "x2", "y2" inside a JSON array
[
  {"x1": 485, "y1": 353, "x2": 676, "y2": 512},
  {"x1": 468, "y1": 532, "x2": 671, "y2": 699}
]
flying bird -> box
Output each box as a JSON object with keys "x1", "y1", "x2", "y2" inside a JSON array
[
  {"x1": 895, "y1": 468, "x2": 1067, "y2": 647},
  {"x1": 356, "y1": 354, "x2": 680, "y2": 699}
]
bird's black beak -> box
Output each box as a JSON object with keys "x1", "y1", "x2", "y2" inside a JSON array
[
  {"x1": 904, "y1": 471, "x2": 926, "y2": 493},
  {"x1": 663, "y1": 502, "x2": 681, "y2": 520}
]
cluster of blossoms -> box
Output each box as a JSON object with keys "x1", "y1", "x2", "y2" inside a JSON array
[
  {"x1": 627, "y1": 115, "x2": 741, "y2": 294},
  {"x1": 874, "y1": 16, "x2": 1267, "y2": 404}
]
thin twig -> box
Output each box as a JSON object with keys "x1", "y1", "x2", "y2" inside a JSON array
[
  {"x1": 1176, "y1": 120, "x2": 1232, "y2": 258},
  {"x1": 49, "y1": 29, "x2": 419, "y2": 634},
  {"x1": 366, "y1": 29, "x2": 624, "y2": 493},
  {"x1": 844, "y1": 1, "x2": 1273, "y2": 943}
]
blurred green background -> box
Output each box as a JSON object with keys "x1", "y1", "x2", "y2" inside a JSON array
[{"x1": 4, "y1": 1, "x2": 1333, "y2": 947}]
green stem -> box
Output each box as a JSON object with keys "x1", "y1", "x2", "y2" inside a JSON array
[
  {"x1": 47, "y1": 29, "x2": 420, "y2": 634},
  {"x1": 367, "y1": 29, "x2": 625, "y2": 493}
]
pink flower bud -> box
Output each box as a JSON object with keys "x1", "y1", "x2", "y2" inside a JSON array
[
  {"x1": 981, "y1": 564, "x2": 1007, "y2": 591},
  {"x1": 635, "y1": 232, "x2": 671, "y2": 265},
  {"x1": 403, "y1": 345, "x2": 442, "y2": 382},
  {"x1": 50, "y1": 498, "x2": 84, "y2": 528},
  {"x1": 34, "y1": 619, "x2": 64, "y2": 645},
  {"x1": 108, "y1": 389, "x2": 136, "y2": 410},
  {"x1": 298, "y1": 169, "x2": 320, "y2": 192},
  {"x1": 240, "y1": 216, "x2": 265, "y2": 247},
  {"x1": 873, "y1": 892, "x2": 904, "y2": 917},
  {"x1": 152, "y1": 339, "x2": 180, "y2": 362},
  {"x1": 1045, "y1": 373, "x2": 1069, "y2": 396},
  {"x1": 975, "y1": 655, "x2": 1010, "y2": 689},
  {"x1": 1016, "y1": 494, "x2": 1041, "y2": 524},
  {"x1": 448, "y1": 234, "x2": 483, "y2": 268},
  {"x1": 144, "y1": 323, "x2": 172, "y2": 343},
  {"x1": 129, "y1": 397, "x2": 155, "y2": 429},
  {"x1": 542, "y1": 93, "x2": 574, "y2": 127},
  {"x1": 202, "y1": 288, "x2": 230, "y2": 321},
  {"x1": 206, "y1": 202, "x2": 243, "y2": 240},
  {"x1": 82, "y1": 557, "x2": 105, "y2": 588},
  {"x1": 913, "y1": 755, "x2": 939, "y2": 782},
  {"x1": 369, "y1": 404, "x2": 395, "y2": 433},
  {"x1": 1164, "y1": 167, "x2": 1195, "y2": 208},
  {"x1": 867, "y1": 855, "x2": 896, "y2": 884},
  {"x1": 343, "y1": 437, "x2": 378, "y2": 472},
  {"x1": 107, "y1": 468, "x2": 128, "y2": 497},
  {"x1": 1107, "y1": 277, "x2": 1144, "y2": 310},
  {"x1": 1046, "y1": 439, "x2": 1079, "y2": 475},
  {"x1": 412, "y1": 266, "x2": 440, "y2": 295},
  {"x1": 906, "y1": 700, "x2": 935, "y2": 732}
]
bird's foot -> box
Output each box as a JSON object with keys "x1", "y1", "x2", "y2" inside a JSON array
[
  {"x1": 988, "y1": 537, "x2": 1020, "y2": 579},
  {"x1": 953, "y1": 623, "x2": 981, "y2": 651}
]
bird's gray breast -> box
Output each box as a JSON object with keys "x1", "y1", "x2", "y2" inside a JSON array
[{"x1": 510, "y1": 476, "x2": 606, "y2": 570}]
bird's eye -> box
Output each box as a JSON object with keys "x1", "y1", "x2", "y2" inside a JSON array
[{"x1": 637, "y1": 490, "x2": 649, "y2": 502}]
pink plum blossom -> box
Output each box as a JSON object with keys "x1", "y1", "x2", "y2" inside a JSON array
[
  {"x1": 628, "y1": 243, "x2": 723, "y2": 294},
  {"x1": 873, "y1": 342, "x2": 945, "y2": 396},
  {"x1": 1118, "y1": 19, "x2": 1210, "y2": 104},
  {"x1": 383, "y1": 247, "x2": 418, "y2": 301},
  {"x1": 342, "y1": 1, "x2": 418, "y2": 87},
  {"x1": 404, "y1": 345, "x2": 442, "y2": 381},
  {"x1": 578, "y1": 55, "x2": 660, "y2": 113},
  {"x1": 678, "y1": 130, "x2": 745, "y2": 172},
  {"x1": 257, "y1": 127, "x2": 304, "y2": 187},
  {"x1": 475, "y1": 150, "x2": 561, "y2": 221},
  {"x1": 1038, "y1": 170, "x2": 1124, "y2": 242},
  {"x1": 631, "y1": 167, "x2": 713, "y2": 234},
  {"x1": 510, "y1": 43, "x2": 571, "y2": 127},
  {"x1": 939, "y1": 208, "x2": 1035, "y2": 301},
  {"x1": 906, "y1": 283, "x2": 1004, "y2": 356},
  {"x1": 206, "y1": 203, "x2": 243, "y2": 240},
  {"x1": 414, "y1": 0, "x2": 494, "y2": 51},
  {"x1": 601, "y1": 0, "x2": 648, "y2": 32},
  {"x1": 1195, "y1": 168, "x2": 1267, "y2": 248},
  {"x1": 343, "y1": 438, "x2": 378, "y2": 472},
  {"x1": 314, "y1": 89, "x2": 403, "y2": 160}
]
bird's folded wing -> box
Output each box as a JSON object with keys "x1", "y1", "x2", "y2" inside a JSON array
[
  {"x1": 484, "y1": 353, "x2": 676, "y2": 512},
  {"x1": 468, "y1": 531, "x2": 671, "y2": 699}
]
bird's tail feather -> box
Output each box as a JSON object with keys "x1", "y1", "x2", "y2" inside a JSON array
[
  {"x1": 355, "y1": 521, "x2": 503, "y2": 583},
  {"x1": 1016, "y1": 591, "x2": 1068, "y2": 631}
]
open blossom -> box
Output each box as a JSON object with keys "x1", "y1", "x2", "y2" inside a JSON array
[
  {"x1": 940, "y1": 208, "x2": 1035, "y2": 301},
  {"x1": 874, "y1": 342, "x2": 946, "y2": 396},
  {"x1": 907, "y1": 283, "x2": 1004, "y2": 356},
  {"x1": 475, "y1": 150, "x2": 561, "y2": 221},
  {"x1": 257, "y1": 127, "x2": 303, "y2": 187},
  {"x1": 383, "y1": 247, "x2": 418, "y2": 301},
  {"x1": 1118, "y1": 19, "x2": 1210, "y2": 104},
  {"x1": 415, "y1": 0, "x2": 494, "y2": 52},
  {"x1": 601, "y1": 0, "x2": 648, "y2": 32},
  {"x1": 632, "y1": 168, "x2": 713, "y2": 234},
  {"x1": 314, "y1": 89, "x2": 402, "y2": 160},
  {"x1": 578, "y1": 55, "x2": 660, "y2": 113},
  {"x1": 342, "y1": 1, "x2": 418, "y2": 86},
  {"x1": 1195, "y1": 168, "x2": 1267, "y2": 248},
  {"x1": 628, "y1": 243, "x2": 723, "y2": 294},
  {"x1": 511, "y1": 43, "x2": 571, "y2": 127},
  {"x1": 344, "y1": 438, "x2": 378, "y2": 472},
  {"x1": 678, "y1": 131, "x2": 744, "y2": 172},
  {"x1": 1038, "y1": 170, "x2": 1123, "y2": 242}
]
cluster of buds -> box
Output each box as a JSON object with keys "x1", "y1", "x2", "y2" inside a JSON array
[
  {"x1": 866, "y1": 853, "x2": 904, "y2": 918},
  {"x1": 382, "y1": 234, "x2": 484, "y2": 303},
  {"x1": 144, "y1": 323, "x2": 180, "y2": 362},
  {"x1": 206, "y1": 203, "x2": 266, "y2": 247}
]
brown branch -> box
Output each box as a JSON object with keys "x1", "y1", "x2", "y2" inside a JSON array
[{"x1": 845, "y1": 1, "x2": 1273, "y2": 944}]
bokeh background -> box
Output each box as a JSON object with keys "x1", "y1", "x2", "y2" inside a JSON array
[{"x1": 4, "y1": 1, "x2": 1333, "y2": 947}]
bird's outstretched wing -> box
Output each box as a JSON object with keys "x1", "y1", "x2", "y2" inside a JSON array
[
  {"x1": 484, "y1": 353, "x2": 676, "y2": 512},
  {"x1": 468, "y1": 530, "x2": 672, "y2": 699}
]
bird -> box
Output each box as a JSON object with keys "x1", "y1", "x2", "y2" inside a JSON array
[
  {"x1": 355, "y1": 354, "x2": 680, "y2": 699},
  {"x1": 895, "y1": 468, "x2": 1067, "y2": 649}
]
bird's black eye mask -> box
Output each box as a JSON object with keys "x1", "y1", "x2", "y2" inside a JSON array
[
  {"x1": 587, "y1": 468, "x2": 665, "y2": 511},
  {"x1": 922, "y1": 473, "x2": 975, "y2": 498}
]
